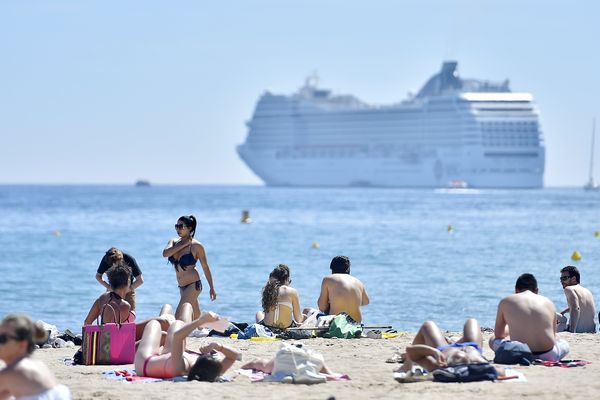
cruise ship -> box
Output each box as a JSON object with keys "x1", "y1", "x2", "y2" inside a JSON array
[{"x1": 237, "y1": 62, "x2": 545, "y2": 188}]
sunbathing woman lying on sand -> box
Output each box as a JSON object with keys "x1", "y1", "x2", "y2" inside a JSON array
[
  {"x1": 135, "y1": 303, "x2": 239, "y2": 381},
  {"x1": 396, "y1": 319, "x2": 489, "y2": 373},
  {"x1": 256, "y1": 264, "x2": 305, "y2": 330},
  {"x1": 0, "y1": 314, "x2": 71, "y2": 399}
]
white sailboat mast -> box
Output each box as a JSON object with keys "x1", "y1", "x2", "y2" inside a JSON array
[{"x1": 589, "y1": 119, "x2": 596, "y2": 184}]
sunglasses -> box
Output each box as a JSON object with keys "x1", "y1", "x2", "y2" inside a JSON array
[
  {"x1": 174, "y1": 224, "x2": 186, "y2": 230},
  {"x1": 0, "y1": 333, "x2": 19, "y2": 344},
  {"x1": 559, "y1": 276, "x2": 572, "y2": 282}
]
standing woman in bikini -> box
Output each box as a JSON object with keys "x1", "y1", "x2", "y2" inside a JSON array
[{"x1": 163, "y1": 215, "x2": 217, "y2": 320}]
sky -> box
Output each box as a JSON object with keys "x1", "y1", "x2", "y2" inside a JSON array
[{"x1": 0, "y1": 1, "x2": 599, "y2": 186}]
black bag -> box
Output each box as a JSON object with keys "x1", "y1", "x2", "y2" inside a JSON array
[
  {"x1": 493, "y1": 341, "x2": 534, "y2": 366},
  {"x1": 277, "y1": 329, "x2": 314, "y2": 340},
  {"x1": 433, "y1": 363, "x2": 498, "y2": 383}
]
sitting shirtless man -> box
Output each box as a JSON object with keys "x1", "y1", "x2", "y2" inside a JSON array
[
  {"x1": 317, "y1": 256, "x2": 369, "y2": 323},
  {"x1": 490, "y1": 273, "x2": 569, "y2": 362},
  {"x1": 556, "y1": 266, "x2": 596, "y2": 333}
]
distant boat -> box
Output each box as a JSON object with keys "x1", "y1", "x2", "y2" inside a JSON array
[
  {"x1": 584, "y1": 119, "x2": 599, "y2": 191},
  {"x1": 448, "y1": 180, "x2": 469, "y2": 189},
  {"x1": 135, "y1": 180, "x2": 151, "y2": 187}
]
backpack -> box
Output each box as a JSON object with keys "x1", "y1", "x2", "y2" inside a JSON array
[
  {"x1": 433, "y1": 363, "x2": 498, "y2": 383},
  {"x1": 493, "y1": 341, "x2": 534, "y2": 365},
  {"x1": 323, "y1": 313, "x2": 363, "y2": 339}
]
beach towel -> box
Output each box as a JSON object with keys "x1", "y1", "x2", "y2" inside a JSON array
[
  {"x1": 103, "y1": 369, "x2": 186, "y2": 383},
  {"x1": 534, "y1": 359, "x2": 591, "y2": 368},
  {"x1": 498, "y1": 368, "x2": 527, "y2": 382},
  {"x1": 238, "y1": 342, "x2": 350, "y2": 384},
  {"x1": 103, "y1": 369, "x2": 233, "y2": 383},
  {"x1": 238, "y1": 369, "x2": 350, "y2": 384}
]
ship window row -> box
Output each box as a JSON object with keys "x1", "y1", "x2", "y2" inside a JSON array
[
  {"x1": 252, "y1": 120, "x2": 467, "y2": 131},
  {"x1": 470, "y1": 168, "x2": 540, "y2": 173},
  {"x1": 483, "y1": 141, "x2": 539, "y2": 147},
  {"x1": 473, "y1": 107, "x2": 533, "y2": 112},
  {"x1": 254, "y1": 109, "x2": 466, "y2": 120}
]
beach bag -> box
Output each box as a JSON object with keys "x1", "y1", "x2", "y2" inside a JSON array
[
  {"x1": 433, "y1": 362, "x2": 498, "y2": 383},
  {"x1": 323, "y1": 313, "x2": 363, "y2": 339},
  {"x1": 493, "y1": 341, "x2": 534, "y2": 366},
  {"x1": 81, "y1": 304, "x2": 135, "y2": 365}
]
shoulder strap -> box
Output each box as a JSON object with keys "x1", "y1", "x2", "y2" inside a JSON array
[{"x1": 99, "y1": 302, "x2": 121, "y2": 325}]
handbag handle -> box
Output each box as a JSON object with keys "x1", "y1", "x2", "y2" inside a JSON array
[{"x1": 98, "y1": 302, "x2": 122, "y2": 326}]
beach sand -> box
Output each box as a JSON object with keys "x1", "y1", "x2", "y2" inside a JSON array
[{"x1": 36, "y1": 331, "x2": 598, "y2": 400}]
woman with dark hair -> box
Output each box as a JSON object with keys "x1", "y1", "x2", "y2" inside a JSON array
[
  {"x1": 84, "y1": 262, "x2": 134, "y2": 325},
  {"x1": 0, "y1": 314, "x2": 71, "y2": 399},
  {"x1": 135, "y1": 303, "x2": 239, "y2": 381},
  {"x1": 256, "y1": 264, "x2": 305, "y2": 329},
  {"x1": 163, "y1": 215, "x2": 217, "y2": 320}
]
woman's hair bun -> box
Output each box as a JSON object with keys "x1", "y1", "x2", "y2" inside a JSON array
[{"x1": 32, "y1": 322, "x2": 49, "y2": 344}]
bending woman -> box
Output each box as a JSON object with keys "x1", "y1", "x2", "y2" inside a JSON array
[
  {"x1": 0, "y1": 314, "x2": 71, "y2": 399},
  {"x1": 163, "y1": 215, "x2": 216, "y2": 320},
  {"x1": 135, "y1": 304, "x2": 239, "y2": 381},
  {"x1": 397, "y1": 319, "x2": 488, "y2": 373},
  {"x1": 256, "y1": 264, "x2": 305, "y2": 330}
]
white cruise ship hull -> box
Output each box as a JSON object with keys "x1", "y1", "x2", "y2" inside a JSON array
[{"x1": 238, "y1": 146, "x2": 544, "y2": 188}]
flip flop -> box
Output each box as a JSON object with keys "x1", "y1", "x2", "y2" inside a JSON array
[
  {"x1": 386, "y1": 352, "x2": 405, "y2": 363},
  {"x1": 363, "y1": 329, "x2": 382, "y2": 339},
  {"x1": 394, "y1": 368, "x2": 432, "y2": 383}
]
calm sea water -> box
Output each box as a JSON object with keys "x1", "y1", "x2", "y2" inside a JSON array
[{"x1": 0, "y1": 185, "x2": 598, "y2": 332}]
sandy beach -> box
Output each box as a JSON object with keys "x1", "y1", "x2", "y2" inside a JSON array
[{"x1": 33, "y1": 331, "x2": 598, "y2": 400}]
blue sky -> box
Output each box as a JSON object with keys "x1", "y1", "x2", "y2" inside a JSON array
[{"x1": 1, "y1": 1, "x2": 598, "y2": 186}]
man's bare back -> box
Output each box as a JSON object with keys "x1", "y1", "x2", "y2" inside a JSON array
[
  {"x1": 318, "y1": 274, "x2": 369, "y2": 323},
  {"x1": 563, "y1": 284, "x2": 596, "y2": 333},
  {"x1": 494, "y1": 290, "x2": 557, "y2": 352}
]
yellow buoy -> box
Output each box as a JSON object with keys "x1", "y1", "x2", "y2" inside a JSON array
[
  {"x1": 447, "y1": 224, "x2": 453, "y2": 233},
  {"x1": 241, "y1": 210, "x2": 252, "y2": 224},
  {"x1": 571, "y1": 250, "x2": 582, "y2": 261},
  {"x1": 595, "y1": 231, "x2": 599, "y2": 238},
  {"x1": 52, "y1": 230, "x2": 61, "y2": 237},
  {"x1": 311, "y1": 241, "x2": 320, "y2": 249}
]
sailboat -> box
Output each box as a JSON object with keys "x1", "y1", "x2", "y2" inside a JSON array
[{"x1": 584, "y1": 119, "x2": 599, "y2": 191}]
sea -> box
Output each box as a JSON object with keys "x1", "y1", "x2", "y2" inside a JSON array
[{"x1": 0, "y1": 185, "x2": 598, "y2": 332}]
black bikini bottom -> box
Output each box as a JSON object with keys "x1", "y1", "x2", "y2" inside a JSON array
[{"x1": 179, "y1": 280, "x2": 202, "y2": 292}]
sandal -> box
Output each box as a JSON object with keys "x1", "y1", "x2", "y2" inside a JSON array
[
  {"x1": 386, "y1": 352, "x2": 405, "y2": 363},
  {"x1": 394, "y1": 368, "x2": 432, "y2": 383}
]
